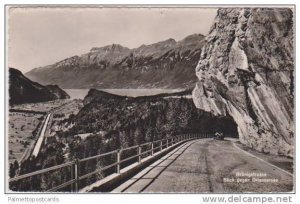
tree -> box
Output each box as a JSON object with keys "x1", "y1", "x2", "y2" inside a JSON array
[
  {"x1": 9, "y1": 160, "x2": 20, "y2": 178},
  {"x1": 14, "y1": 160, "x2": 19, "y2": 170},
  {"x1": 9, "y1": 163, "x2": 16, "y2": 178}
]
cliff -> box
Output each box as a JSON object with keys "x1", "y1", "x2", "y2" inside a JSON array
[
  {"x1": 25, "y1": 34, "x2": 205, "y2": 89},
  {"x1": 192, "y1": 8, "x2": 294, "y2": 156},
  {"x1": 57, "y1": 89, "x2": 238, "y2": 145},
  {"x1": 9, "y1": 68, "x2": 70, "y2": 105},
  {"x1": 45, "y1": 85, "x2": 70, "y2": 99}
]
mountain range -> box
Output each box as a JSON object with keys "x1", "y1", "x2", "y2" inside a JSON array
[{"x1": 25, "y1": 34, "x2": 205, "y2": 89}]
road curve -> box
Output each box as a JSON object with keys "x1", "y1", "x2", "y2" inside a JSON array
[{"x1": 112, "y1": 139, "x2": 293, "y2": 193}]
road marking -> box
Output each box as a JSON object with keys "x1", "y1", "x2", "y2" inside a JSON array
[{"x1": 232, "y1": 142, "x2": 293, "y2": 177}]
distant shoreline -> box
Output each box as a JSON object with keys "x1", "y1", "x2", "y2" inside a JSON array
[{"x1": 63, "y1": 88, "x2": 189, "y2": 100}]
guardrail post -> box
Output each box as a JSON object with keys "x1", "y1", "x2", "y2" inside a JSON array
[
  {"x1": 151, "y1": 142, "x2": 154, "y2": 156},
  {"x1": 70, "y1": 164, "x2": 74, "y2": 192},
  {"x1": 116, "y1": 150, "x2": 121, "y2": 173},
  {"x1": 138, "y1": 146, "x2": 141, "y2": 163},
  {"x1": 171, "y1": 137, "x2": 173, "y2": 145},
  {"x1": 74, "y1": 159, "x2": 80, "y2": 192},
  {"x1": 166, "y1": 139, "x2": 169, "y2": 148}
]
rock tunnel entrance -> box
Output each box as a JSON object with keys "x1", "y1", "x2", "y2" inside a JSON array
[{"x1": 183, "y1": 110, "x2": 239, "y2": 138}]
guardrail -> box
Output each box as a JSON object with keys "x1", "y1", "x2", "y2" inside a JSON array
[{"x1": 9, "y1": 133, "x2": 213, "y2": 192}]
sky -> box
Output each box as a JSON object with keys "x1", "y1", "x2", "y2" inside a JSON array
[{"x1": 8, "y1": 7, "x2": 217, "y2": 73}]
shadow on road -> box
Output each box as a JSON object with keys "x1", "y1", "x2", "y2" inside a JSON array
[{"x1": 118, "y1": 140, "x2": 198, "y2": 192}]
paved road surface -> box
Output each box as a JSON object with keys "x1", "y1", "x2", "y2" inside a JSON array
[
  {"x1": 112, "y1": 139, "x2": 293, "y2": 193},
  {"x1": 32, "y1": 113, "x2": 51, "y2": 157}
]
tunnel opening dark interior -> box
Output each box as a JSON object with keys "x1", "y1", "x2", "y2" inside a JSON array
[{"x1": 181, "y1": 109, "x2": 239, "y2": 138}]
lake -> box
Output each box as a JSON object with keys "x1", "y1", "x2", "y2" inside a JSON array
[{"x1": 64, "y1": 89, "x2": 185, "y2": 100}]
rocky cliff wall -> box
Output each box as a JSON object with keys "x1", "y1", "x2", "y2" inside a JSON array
[{"x1": 192, "y1": 8, "x2": 294, "y2": 156}]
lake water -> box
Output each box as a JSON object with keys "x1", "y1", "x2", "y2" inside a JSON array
[{"x1": 64, "y1": 89, "x2": 185, "y2": 100}]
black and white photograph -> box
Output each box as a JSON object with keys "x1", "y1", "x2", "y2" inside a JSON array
[{"x1": 5, "y1": 5, "x2": 295, "y2": 194}]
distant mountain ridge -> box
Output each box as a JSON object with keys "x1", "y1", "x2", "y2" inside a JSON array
[
  {"x1": 9, "y1": 68, "x2": 70, "y2": 105},
  {"x1": 25, "y1": 33, "x2": 205, "y2": 89}
]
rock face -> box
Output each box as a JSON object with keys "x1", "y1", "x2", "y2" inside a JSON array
[
  {"x1": 192, "y1": 8, "x2": 294, "y2": 156},
  {"x1": 25, "y1": 34, "x2": 205, "y2": 89},
  {"x1": 61, "y1": 88, "x2": 238, "y2": 143},
  {"x1": 9, "y1": 68, "x2": 70, "y2": 105},
  {"x1": 45, "y1": 85, "x2": 70, "y2": 100}
]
